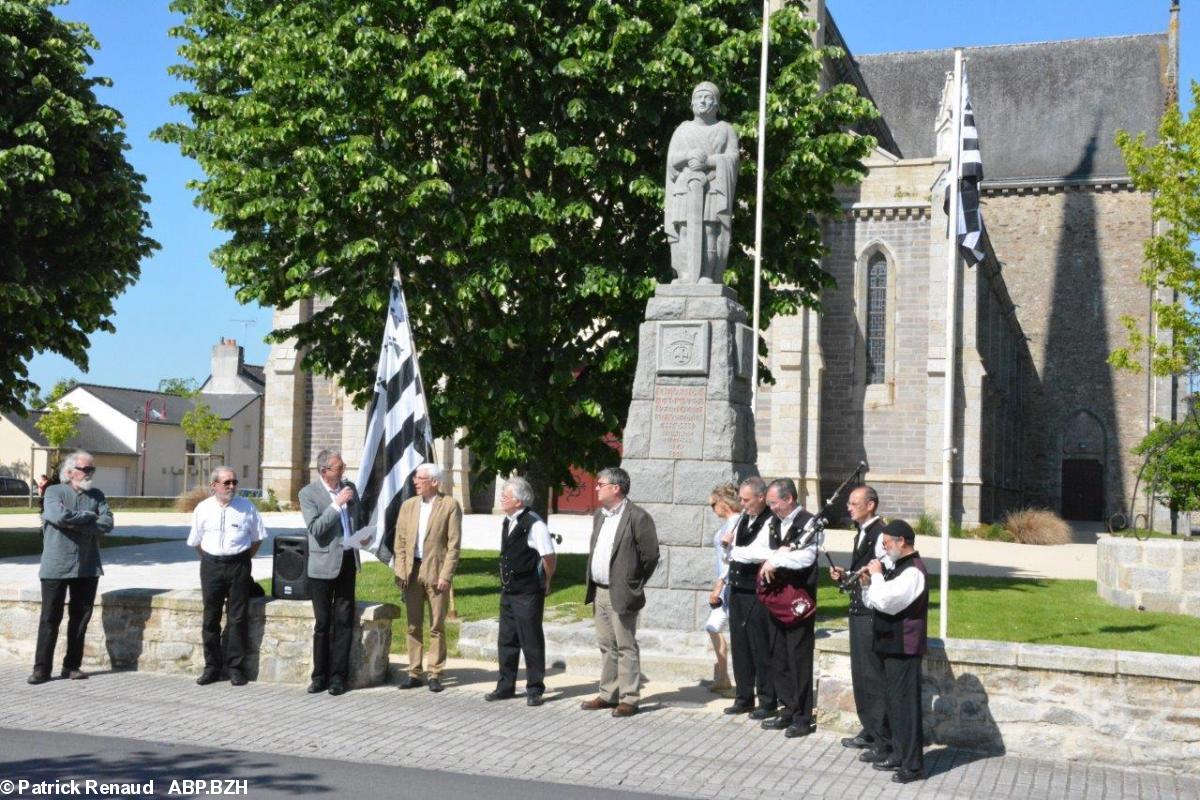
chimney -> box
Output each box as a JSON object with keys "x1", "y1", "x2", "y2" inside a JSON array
[{"x1": 208, "y1": 337, "x2": 245, "y2": 394}]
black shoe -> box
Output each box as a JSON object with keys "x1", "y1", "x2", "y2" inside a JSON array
[
  {"x1": 328, "y1": 678, "x2": 346, "y2": 696},
  {"x1": 748, "y1": 706, "x2": 778, "y2": 721},
  {"x1": 229, "y1": 671, "x2": 247, "y2": 687},
  {"x1": 526, "y1": 694, "x2": 544, "y2": 707},
  {"x1": 427, "y1": 677, "x2": 443, "y2": 693},
  {"x1": 842, "y1": 734, "x2": 874, "y2": 749},
  {"x1": 872, "y1": 758, "x2": 902, "y2": 772},
  {"x1": 723, "y1": 703, "x2": 753, "y2": 715},
  {"x1": 27, "y1": 671, "x2": 50, "y2": 685},
  {"x1": 195, "y1": 669, "x2": 221, "y2": 686},
  {"x1": 307, "y1": 680, "x2": 327, "y2": 694},
  {"x1": 485, "y1": 689, "x2": 516, "y2": 702},
  {"x1": 859, "y1": 748, "x2": 893, "y2": 764},
  {"x1": 60, "y1": 668, "x2": 88, "y2": 680},
  {"x1": 784, "y1": 723, "x2": 813, "y2": 739},
  {"x1": 760, "y1": 715, "x2": 793, "y2": 730},
  {"x1": 892, "y1": 769, "x2": 925, "y2": 784},
  {"x1": 398, "y1": 674, "x2": 423, "y2": 690}
]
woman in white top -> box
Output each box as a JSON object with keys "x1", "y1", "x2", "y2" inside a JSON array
[{"x1": 704, "y1": 482, "x2": 741, "y2": 692}]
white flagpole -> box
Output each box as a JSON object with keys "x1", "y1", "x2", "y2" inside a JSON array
[
  {"x1": 750, "y1": 0, "x2": 770, "y2": 414},
  {"x1": 939, "y1": 49, "x2": 964, "y2": 641}
]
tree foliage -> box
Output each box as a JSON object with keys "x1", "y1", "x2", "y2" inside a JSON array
[
  {"x1": 1133, "y1": 417, "x2": 1200, "y2": 513},
  {"x1": 180, "y1": 400, "x2": 231, "y2": 454},
  {"x1": 158, "y1": 0, "x2": 876, "y2": 491},
  {"x1": 0, "y1": 1, "x2": 157, "y2": 411},
  {"x1": 1112, "y1": 81, "x2": 1200, "y2": 377},
  {"x1": 35, "y1": 400, "x2": 81, "y2": 449},
  {"x1": 158, "y1": 377, "x2": 200, "y2": 397}
]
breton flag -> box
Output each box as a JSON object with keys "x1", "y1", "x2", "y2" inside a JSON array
[
  {"x1": 352, "y1": 277, "x2": 434, "y2": 565},
  {"x1": 955, "y1": 70, "x2": 986, "y2": 266}
]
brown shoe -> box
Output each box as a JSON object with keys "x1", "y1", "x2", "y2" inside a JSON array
[
  {"x1": 579, "y1": 697, "x2": 616, "y2": 711},
  {"x1": 60, "y1": 669, "x2": 88, "y2": 680},
  {"x1": 612, "y1": 702, "x2": 638, "y2": 717}
]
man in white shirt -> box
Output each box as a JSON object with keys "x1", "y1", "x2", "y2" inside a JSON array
[
  {"x1": 485, "y1": 477, "x2": 557, "y2": 706},
  {"x1": 723, "y1": 475, "x2": 776, "y2": 718},
  {"x1": 581, "y1": 467, "x2": 659, "y2": 717},
  {"x1": 188, "y1": 465, "x2": 267, "y2": 686},
  {"x1": 864, "y1": 519, "x2": 928, "y2": 785}
]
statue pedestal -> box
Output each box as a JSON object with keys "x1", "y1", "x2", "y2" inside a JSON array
[{"x1": 620, "y1": 283, "x2": 759, "y2": 630}]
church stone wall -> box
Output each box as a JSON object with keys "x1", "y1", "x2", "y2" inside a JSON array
[{"x1": 984, "y1": 185, "x2": 1155, "y2": 521}]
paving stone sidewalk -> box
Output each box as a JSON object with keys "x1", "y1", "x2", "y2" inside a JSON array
[{"x1": 2, "y1": 663, "x2": 1195, "y2": 800}]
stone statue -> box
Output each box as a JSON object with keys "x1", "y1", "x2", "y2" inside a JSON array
[{"x1": 665, "y1": 82, "x2": 739, "y2": 284}]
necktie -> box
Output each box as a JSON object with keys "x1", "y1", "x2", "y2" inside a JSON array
[{"x1": 501, "y1": 517, "x2": 511, "y2": 542}]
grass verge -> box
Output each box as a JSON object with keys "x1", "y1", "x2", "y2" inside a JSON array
[{"x1": 0, "y1": 530, "x2": 174, "y2": 559}]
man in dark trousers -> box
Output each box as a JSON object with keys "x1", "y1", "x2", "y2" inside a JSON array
[
  {"x1": 299, "y1": 449, "x2": 363, "y2": 696},
  {"x1": 581, "y1": 467, "x2": 659, "y2": 718},
  {"x1": 864, "y1": 519, "x2": 928, "y2": 784},
  {"x1": 723, "y1": 475, "x2": 776, "y2": 719},
  {"x1": 485, "y1": 476, "x2": 556, "y2": 706},
  {"x1": 758, "y1": 478, "x2": 818, "y2": 738},
  {"x1": 830, "y1": 485, "x2": 889, "y2": 754}
]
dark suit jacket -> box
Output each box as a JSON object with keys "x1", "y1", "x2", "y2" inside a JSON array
[
  {"x1": 299, "y1": 479, "x2": 363, "y2": 579},
  {"x1": 584, "y1": 500, "x2": 660, "y2": 614}
]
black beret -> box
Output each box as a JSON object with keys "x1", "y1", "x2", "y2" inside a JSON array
[{"x1": 882, "y1": 519, "x2": 915, "y2": 544}]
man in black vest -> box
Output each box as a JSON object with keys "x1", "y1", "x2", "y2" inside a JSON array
[
  {"x1": 830, "y1": 485, "x2": 889, "y2": 753},
  {"x1": 864, "y1": 519, "x2": 928, "y2": 784},
  {"x1": 486, "y1": 477, "x2": 557, "y2": 706},
  {"x1": 758, "y1": 478, "x2": 818, "y2": 738},
  {"x1": 723, "y1": 476, "x2": 777, "y2": 719}
]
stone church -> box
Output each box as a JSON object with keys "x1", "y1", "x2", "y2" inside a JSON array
[{"x1": 261, "y1": 2, "x2": 1180, "y2": 528}]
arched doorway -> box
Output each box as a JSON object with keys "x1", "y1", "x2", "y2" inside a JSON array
[{"x1": 1060, "y1": 410, "x2": 1105, "y2": 521}]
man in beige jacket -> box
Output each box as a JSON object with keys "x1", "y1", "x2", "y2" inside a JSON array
[{"x1": 393, "y1": 463, "x2": 462, "y2": 692}]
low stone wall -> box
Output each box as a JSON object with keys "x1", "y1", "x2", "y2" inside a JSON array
[
  {"x1": 0, "y1": 585, "x2": 399, "y2": 687},
  {"x1": 1097, "y1": 534, "x2": 1200, "y2": 616},
  {"x1": 459, "y1": 621, "x2": 1200, "y2": 776}
]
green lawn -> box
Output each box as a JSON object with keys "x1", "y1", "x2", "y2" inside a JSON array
[
  {"x1": 255, "y1": 549, "x2": 1200, "y2": 659},
  {"x1": 0, "y1": 530, "x2": 174, "y2": 559}
]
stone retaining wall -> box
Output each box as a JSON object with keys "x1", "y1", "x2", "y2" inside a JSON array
[
  {"x1": 1097, "y1": 534, "x2": 1200, "y2": 617},
  {"x1": 0, "y1": 585, "x2": 398, "y2": 687},
  {"x1": 459, "y1": 621, "x2": 1200, "y2": 776}
]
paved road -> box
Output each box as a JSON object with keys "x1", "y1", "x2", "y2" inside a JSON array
[
  {"x1": 1, "y1": 664, "x2": 1195, "y2": 800},
  {"x1": 0, "y1": 727, "x2": 670, "y2": 800}
]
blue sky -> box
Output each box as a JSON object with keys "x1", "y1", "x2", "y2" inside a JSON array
[{"x1": 25, "y1": 0, "x2": 1194, "y2": 396}]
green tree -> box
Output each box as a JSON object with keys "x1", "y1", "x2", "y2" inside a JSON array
[
  {"x1": 157, "y1": 0, "x2": 875, "y2": 498},
  {"x1": 35, "y1": 400, "x2": 81, "y2": 472},
  {"x1": 158, "y1": 377, "x2": 199, "y2": 397},
  {"x1": 0, "y1": 2, "x2": 158, "y2": 412},
  {"x1": 1112, "y1": 81, "x2": 1200, "y2": 376},
  {"x1": 1133, "y1": 418, "x2": 1200, "y2": 514},
  {"x1": 180, "y1": 401, "x2": 231, "y2": 454}
]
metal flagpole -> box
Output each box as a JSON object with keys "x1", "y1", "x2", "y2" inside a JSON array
[
  {"x1": 750, "y1": 0, "x2": 770, "y2": 414},
  {"x1": 939, "y1": 49, "x2": 964, "y2": 641}
]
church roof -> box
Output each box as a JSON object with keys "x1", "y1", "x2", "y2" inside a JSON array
[{"x1": 853, "y1": 33, "x2": 1169, "y2": 182}]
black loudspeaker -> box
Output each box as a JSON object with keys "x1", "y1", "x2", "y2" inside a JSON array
[{"x1": 272, "y1": 534, "x2": 310, "y2": 601}]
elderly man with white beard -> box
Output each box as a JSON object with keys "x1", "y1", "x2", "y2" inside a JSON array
[{"x1": 29, "y1": 450, "x2": 113, "y2": 685}]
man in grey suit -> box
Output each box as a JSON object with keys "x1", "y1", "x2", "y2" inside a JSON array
[
  {"x1": 299, "y1": 449, "x2": 364, "y2": 696},
  {"x1": 580, "y1": 467, "x2": 659, "y2": 717}
]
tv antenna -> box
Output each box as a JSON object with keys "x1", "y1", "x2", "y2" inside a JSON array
[{"x1": 230, "y1": 318, "x2": 257, "y2": 341}]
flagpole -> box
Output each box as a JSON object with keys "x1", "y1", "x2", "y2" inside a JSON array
[
  {"x1": 750, "y1": 0, "x2": 770, "y2": 415},
  {"x1": 939, "y1": 49, "x2": 964, "y2": 641}
]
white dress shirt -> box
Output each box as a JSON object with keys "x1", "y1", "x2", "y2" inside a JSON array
[
  {"x1": 590, "y1": 500, "x2": 626, "y2": 585},
  {"x1": 855, "y1": 516, "x2": 885, "y2": 558},
  {"x1": 713, "y1": 514, "x2": 739, "y2": 579},
  {"x1": 415, "y1": 498, "x2": 434, "y2": 560},
  {"x1": 325, "y1": 483, "x2": 352, "y2": 540},
  {"x1": 729, "y1": 511, "x2": 773, "y2": 564},
  {"x1": 865, "y1": 556, "x2": 927, "y2": 615},
  {"x1": 766, "y1": 506, "x2": 822, "y2": 570},
  {"x1": 507, "y1": 511, "x2": 556, "y2": 557},
  {"x1": 187, "y1": 496, "x2": 267, "y2": 555}
]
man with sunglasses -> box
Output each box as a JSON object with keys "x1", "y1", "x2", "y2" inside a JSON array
[
  {"x1": 30, "y1": 451, "x2": 113, "y2": 684},
  {"x1": 188, "y1": 465, "x2": 267, "y2": 686}
]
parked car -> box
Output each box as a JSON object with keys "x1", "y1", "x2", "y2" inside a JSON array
[{"x1": 0, "y1": 477, "x2": 31, "y2": 496}]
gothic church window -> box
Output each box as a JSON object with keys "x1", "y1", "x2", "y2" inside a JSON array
[{"x1": 866, "y1": 252, "x2": 888, "y2": 385}]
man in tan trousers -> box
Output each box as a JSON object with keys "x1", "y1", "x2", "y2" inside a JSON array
[{"x1": 393, "y1": 463, "x2": 462, "y2": 693}]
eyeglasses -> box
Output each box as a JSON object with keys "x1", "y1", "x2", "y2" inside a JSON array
[
  {"x1": 217, "y1": 479, "x2": 239, "y2": 487},
  {"x1": 596, "y1": 482, "x2": 612, "y2": 489},
  {"x1": 75, "y1": 466, "x2": 96, "y2": 475}
]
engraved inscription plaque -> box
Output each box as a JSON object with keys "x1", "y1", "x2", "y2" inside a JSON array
[
  {"x1": 650, "y1": 384, "x2": 707, "y2": 459},
  {"x1": 657, "y1": 321, "x2": 710, "y2": 376}
]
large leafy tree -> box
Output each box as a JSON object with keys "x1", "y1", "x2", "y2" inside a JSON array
[
  {"x1": 0, "y1": 1, "x2": 157, "y2": 411},
  {"x1": 158, "y1": 0, "x2": 875, "y2": 497}
]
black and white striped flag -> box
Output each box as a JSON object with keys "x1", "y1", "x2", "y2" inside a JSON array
[
  {"x1": 352, "y1": 277, "x2": 434, "y2": 565},
  {"x1": 956, "y1": 70, "x2": 986, "y2": 266}
]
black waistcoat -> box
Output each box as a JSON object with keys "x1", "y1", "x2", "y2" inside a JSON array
[
  {"x1": 768, "y1": 510, "x2": 817, "y2": 596},
  {"x1": 848, "y1": 518, "x2": 885, "y2": 616},
  {"x1": 872, "y1": 552, "x2": 929, "y2": 656},
  {"x1": 499, "y1": 509, "x2": 543, "y2": 595},
  {"x1": 728, "y1": 512, "x2": 770, "y2": 590}
]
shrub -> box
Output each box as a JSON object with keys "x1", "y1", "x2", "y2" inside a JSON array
[
  {"x1": 173, "y1": 487, "x2": 210, "y2": 513},
  {"x1": 1002, "y1": 508, "x2": 1074, "y2": 545},
  {"x1": 254, "y1": 488, "x2": 281, "y2": 513},
  {"x1": 914, "y1": 512, "x2": 938, "y2": 538}
]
